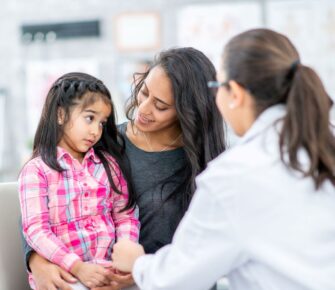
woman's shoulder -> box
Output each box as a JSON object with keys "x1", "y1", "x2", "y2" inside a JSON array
[{"x1": 117, "y1": 122, "x2": 128, "y2": 136}]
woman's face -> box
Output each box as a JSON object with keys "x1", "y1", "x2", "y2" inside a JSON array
[
  {"x1": 215, "y1": 63, "x2": 257, "y2": 137},
  {"x1": 215, "y1": 69, "x2": 232, "y2": 123},
  {"x1": 134, "y1": 65, "x2": 179, "y2": 133}
]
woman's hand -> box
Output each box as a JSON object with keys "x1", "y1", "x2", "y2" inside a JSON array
[
  {"x1": 112, "y1": 240, "x2": 145, "y2": 273},
  {"x1": 70, "y1": 261, "x2": 110, "y2": 288},
  {"x1": 29, "y1": 253, "x2": 77, "y2": 290}
]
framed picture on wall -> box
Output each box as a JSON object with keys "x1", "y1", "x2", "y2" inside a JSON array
[
  {"x1": 114, "y1": 12, "x2": 161, "y2": 52},
  {"x1": 177, "y1": 2, "x2": 262, "y2": 70}
]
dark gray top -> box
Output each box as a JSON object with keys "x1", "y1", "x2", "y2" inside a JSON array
[
  {"x1": 23, "y1": 122, "x2": 188, "y2": 267},
  {"x1": 118, "y1": 122, "x2": 187, "y2": 253}
]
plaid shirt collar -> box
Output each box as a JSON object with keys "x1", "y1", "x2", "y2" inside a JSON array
[{"x1": 56, "y1": 147, "x2": 101, "y2": 164}]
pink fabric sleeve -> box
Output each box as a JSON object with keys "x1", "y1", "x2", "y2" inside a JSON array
[{"x1": 18, "y1": 160, "x2": 81, "y2": 271}]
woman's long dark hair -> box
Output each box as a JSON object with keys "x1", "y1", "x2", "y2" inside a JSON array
[
  {"x1": 33, "y1": 72, "x2": 135, "y2": 210},
  {"x1": 224, "y1": 28, "x2": 335, "y2": 188},
  {"x1": 126, "y1": 48, "x2": 226, "y2": 211}
]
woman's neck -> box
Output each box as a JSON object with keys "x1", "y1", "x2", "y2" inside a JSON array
[{"x1": 127, "y1": 122, "x2": 183, "y2": 152}]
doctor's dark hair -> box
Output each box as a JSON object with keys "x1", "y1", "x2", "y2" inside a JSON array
[
  {"x1": 126, "y1": 47, "x2": 226, "y2": 211},
  {"x1": 32, "y1": 72, "x2": 135, "y2": 210},
  {"x1": 224, "y1": 28, "x2": 335, "y2": 188}
]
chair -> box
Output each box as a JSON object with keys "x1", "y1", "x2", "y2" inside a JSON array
[{"x1": 0, "y1": 182, "x2": 30, "y2": 289}]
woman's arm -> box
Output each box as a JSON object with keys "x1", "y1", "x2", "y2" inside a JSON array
[
  {"x1": 19, "y1": 220, "x2": 35, "y2": 271},
  {"x1": 29, "y1": 252, "x2": 77, "y2": 290}
]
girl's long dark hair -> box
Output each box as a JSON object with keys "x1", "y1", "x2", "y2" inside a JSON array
[
  {"x1": 126, "y1": 48, "x2": 226, "y2": 211},
  {"x1": 224, "y1": 28, "x2": 335, "y2": 188},
  {"x1": 33, "y1": 72, "x2": 135, "y2": 210}
]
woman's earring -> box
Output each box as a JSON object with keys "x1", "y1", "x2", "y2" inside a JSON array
[{"x1": 228, "y1": 103, "x2": 236, "y2": 109}]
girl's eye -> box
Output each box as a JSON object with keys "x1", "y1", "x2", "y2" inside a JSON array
[
  {"x1": 85, "y1": 116, "x2": 94, "y2": 123},
  {"x1": 100, "y1": 121, "x2": 107, "y2": 128}
]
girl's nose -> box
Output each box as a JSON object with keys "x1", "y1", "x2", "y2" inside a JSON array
[{"x1": 90, "y1": 124, "x2": 100, "y2": 137}]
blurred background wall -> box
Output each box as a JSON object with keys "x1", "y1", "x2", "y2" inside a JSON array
[{"x1": 0, "y1": 0, "x2": 334, "y2": 181}]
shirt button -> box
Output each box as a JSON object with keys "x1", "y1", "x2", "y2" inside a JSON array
[
  {"x1": 83, "y1": 183, "x2": 87, "y2": 187},
  {"x1": 84, "y1": 206, "x2": 88, "y2": 211},
  {"x1": 84, "y1": 192, "x2": 89, "y2": 197},
  {"x1": 79, "y1": 172, "x2": 84, "y2": 177}
]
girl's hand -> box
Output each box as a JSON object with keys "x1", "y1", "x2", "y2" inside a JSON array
[
  {"x1": 91, "y1": 284, "x2": 121, "y2": 290},
  {"x1": 30, "y1": 253, "x2": 77, "y2": 290},
  {"x1": 71, "y1": 261, "x2": 109, "y2": 288},
  {"x1": 108, "y1": 270, "x2": 135, "y2": 288},
  {"x1": 91, "y1": 268, "x2": 134, "y2": 290},
  {"x1": 112, "y1": 240, "x2": 145, "y2": 272}
]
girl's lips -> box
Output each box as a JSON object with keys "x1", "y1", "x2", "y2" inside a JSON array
[{"x1": 84, "y1": 139, "x2": 94, "y2": 146}]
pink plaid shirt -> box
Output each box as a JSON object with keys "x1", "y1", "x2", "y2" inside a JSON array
[{"x1": 19, "y1": 147, "x2": 140, "y2": 272}]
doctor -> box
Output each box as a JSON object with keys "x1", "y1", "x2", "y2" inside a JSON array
[{"x1": 111, "y1": 28, "x2": 335, "y2": 290}]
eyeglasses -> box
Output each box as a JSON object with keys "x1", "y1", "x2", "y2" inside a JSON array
[{"x1": 207, "y1": 81, "x2": 229, "y2": 89}]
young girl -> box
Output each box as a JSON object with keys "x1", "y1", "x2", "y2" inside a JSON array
[
  {"x1": 19, "y1": 72, "x2": 140, "y2": 289},
  {"x1": 112, "y1": 29, "x2": 335, "y2": 290}
]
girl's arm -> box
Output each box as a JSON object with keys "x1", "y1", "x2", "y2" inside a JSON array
[
  {"x1": 19, "y1": 160, "x2": 81, "y2": 272},
  {"x1": 110, "y1": 161, "x2": 140, "y2": 242},
  {"x1": 20, "y1": 222, "x2": 78, "y2": 289}
]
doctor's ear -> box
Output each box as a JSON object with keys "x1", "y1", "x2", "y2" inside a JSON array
[{"x1": 228, "y1": 80, "x2": 248, "y2": 109}]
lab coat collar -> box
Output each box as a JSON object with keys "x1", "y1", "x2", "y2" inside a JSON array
[{"x1": 239, "y1": 104, "x2": 287, "y2": 145}]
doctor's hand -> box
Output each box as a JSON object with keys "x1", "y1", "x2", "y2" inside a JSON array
[{"x1": 112, "y1": 240, "x2": 145, "y2": 273}]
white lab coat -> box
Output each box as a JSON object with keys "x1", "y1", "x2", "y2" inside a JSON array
[{"x1": 132, "y1": 105, "x2": 335, "y2": 290}]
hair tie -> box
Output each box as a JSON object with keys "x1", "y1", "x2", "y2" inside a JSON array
[
  {"x1": 287, "y1": 59, "x2": 300, "y2": 80},
  {"x1": 291, "y1": 59, "x2": 300, "y2": 71}
]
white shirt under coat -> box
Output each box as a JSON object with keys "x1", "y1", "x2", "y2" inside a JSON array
[{"x1": 133, "y1": 105, "x2": 335, "y2": 290}]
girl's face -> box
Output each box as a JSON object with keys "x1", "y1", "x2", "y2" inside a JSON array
[
  {"x1": 134, "y1": 65, "x2": 179, "y2": 133},
  {"x1": 58, "y1": 94, "x2": 111, "y2": 161}
]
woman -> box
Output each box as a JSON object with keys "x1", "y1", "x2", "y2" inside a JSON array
[
  {"x1": 22, "y1": 47, "x2": 226, "y2": 290},
  {"x1": 112, "y1": 28, "x2": 335, "y2": 290}
]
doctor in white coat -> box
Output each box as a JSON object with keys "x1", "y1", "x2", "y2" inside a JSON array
[{"x1": 111, "y1": 28, "x2": 335, "y2": 290}]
